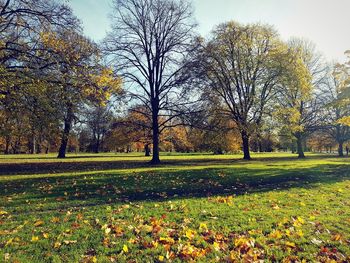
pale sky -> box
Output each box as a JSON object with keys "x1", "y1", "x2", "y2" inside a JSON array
[{"x1": 69, "y1": 0, "x2": 350, "y2": 62}]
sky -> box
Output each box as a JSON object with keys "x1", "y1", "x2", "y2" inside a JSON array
[{"x1": 69, "y1": 0, "x2": 350, "y2": 62}]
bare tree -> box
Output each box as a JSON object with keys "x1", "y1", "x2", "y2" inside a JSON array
[
  {"x1": 321, "y1": 64, "x2": 350, "y2": 156},
  {"x1": 105, "y1": 0, "x2": 197, "y2": 164}
]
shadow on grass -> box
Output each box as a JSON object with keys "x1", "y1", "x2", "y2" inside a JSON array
[
  {"x1": 1, "y1": 158, "x2": 350, "y2": 214},
  {"x1": 0, "y1": 154, "x2": 344, "y2": 176}
]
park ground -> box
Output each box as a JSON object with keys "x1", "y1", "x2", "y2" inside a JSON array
[{"x1": 0, "y1": 152, "x2": 350, "y2": 262}]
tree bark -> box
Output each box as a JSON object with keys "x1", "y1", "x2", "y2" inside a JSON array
[
  {"x1": 338, "y1": 142, "x2": 344, "y2": 157},
  {"x1": 58, "y1": 106, "x2": 73, "y2": 158},
  {"x1": 4, "y1": 136, "x2": 10, "y2": 154},
  {"x1": 296, "y1": 133, "x2": 305, "y2": 158},
  {"x1": 150, "y1": 108, "x2": 160, "y2": 164},
  {"x1": 241, "y1": 130, "x2": 251, "y2": 160},
  {"x1": 94, "y1": 136, "x2": 100, "y2": 153}
]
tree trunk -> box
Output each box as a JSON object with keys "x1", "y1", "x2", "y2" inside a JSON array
[
  {"x1": 4, "y1": 137, "x2": 10, "y2": 154},
  {"x1": 150, "y1": 108, "x2": 160, "y2": 164},
  {"x1": 241, "y1": 130, "x2": 251, "y2": 160},
  {"x1": 94, "y1": 136, "x2": 100, "y2": 153},
  {"x1": 29, "y1": 133, "x2": 35, "y2": 154},
  {"x1": 296, "y1": 133, "x2": 305, "y2": 158},
  {"x1": 214, "y1": 148, "x2": 223, "y2": 155},
  {"x1": 338, "y1": 142, "x2": 344, "y2": 157},
  {"x1": 145, "y1": 144, "x2": 150, "y2": 156},
  {"x1": 58, "y1": 106, "x2": 73, "y2": 159}
]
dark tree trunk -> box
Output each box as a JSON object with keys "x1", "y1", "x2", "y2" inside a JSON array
[
  {"x1": 338, "y1": 142, "x2": 344, "y2": 157},
  {"x1": 150, "y1": 108, "x2": 160, "y2": 164},
  {"x1": 241, "y1": 130, "x2": 251, "y2": 160},
  {"x1": 296, "y1": 133, "x2": 305, "y2": 158},
  {"x1": 58, "y1": 106, "x2": 73, "y2": 159},
  {"x1": 4, "y1": 137, "x2": 10, "y2": 154},
  {"x1": 214, "y1": 148, "x2": 223, "y2": 155},
  {"x1": 145, "y1": 144, "x2": 150, "y2": 156},
  {"x1": 94, "y1": 136, "x2": 100, "y2": 154},
  {"x1": 36, "y1": 142, "x2": 41, "y2": 154},
  {"x1": 29, "y1": 133, "x2": 35, "y2": 154}
]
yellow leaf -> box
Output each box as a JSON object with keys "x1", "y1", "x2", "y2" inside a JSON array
[
  {"x1": 43, "y1": 233, "x2": 49, "y2": 239},
  {"x1": 0, "y1": 210, "x2": 8, "y2": 216},
  {"x1": 34, "y1": 220, "x2": 44, "y2": 227},
  {"x1": 123, "y1": 244, "x2": 128, "y2": 253},
  {"x1": 104, "y1": 227, "x2": 111, "y2": 235},
  {"x1": 272, "y1": 204, "x2": 280, "y2": 210},
  {"x1": 5, "y1": 238, "x2": 13, "y2": 246},
  {"x1": 213, "y1": 241, "x2": 220, "y2": 251},
  {"x1": 51, "y1": 217, "x2": 60, "y2": 223},
  {"x1": 296, "y1": 230, "x2": 304, "y2": 237},
  {"x1": 199, "y1": 223, "x2": 208, "y2": 232},
  {"x1": 185, "y1": 229, "x2": 196, "y2": 240},
  {"x1": 285, "y1": 229, "x2": 291, "y2": 237},
  {"x1": 332, "y1": 234, "x2": 342, "y2": 241},
  {"x1": 285, "y1": 241, "x2": 296, "y2": 248},
  {"x1": 158, "y1": 255, "x2": 164, "y2": 262},
  {"x1": 54, "y1": 242, "x2": 61, "y2": 248},
  {"x1": 141, "y1": 224, "x2": 153, "y2": 233},
  {"x1": 31, "y1": 236, "x2": 39, "y2": 242},
  {"x1": 269, "y1": 230, "x2": 282, "y2": 239}
]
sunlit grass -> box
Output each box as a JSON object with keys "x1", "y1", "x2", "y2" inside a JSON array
[{"x1": 0, "y1": 153, "x2": 349, "y2": 262}]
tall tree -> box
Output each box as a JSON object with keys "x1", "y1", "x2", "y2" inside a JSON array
[
  {"x1": 198, "y1": 22, "x2": 285, "y2": 160},
  {"x1": 0, "y1": 0, "x2": 77, "y2": 96},
  {"x1": 275, "y1": 39, "x2": 326, "y2": 158},
  {"x1": 40, "y1": 29, "x2": 121, "y2": 158},
  {"x1": 336, "y1": 51, "x2": 350, "y2": 127},
  {"x1": 322, "y1": 60, "x2": 350, "y2": 156},
  {"x1": 105, "y1": 0, "x2": 197, "y2": 164}
]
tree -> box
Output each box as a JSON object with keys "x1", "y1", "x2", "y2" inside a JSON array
[
  {"x1": 335, "y1": 51, "x2": 350, "y2": 127},
  {"x1": 275, "y1": 39, "x2": 326, "y2": 158},
  {"x1": 198, "y1": 22, "x2": 285, "y2": 160},
  {"x1": 0, "y1": 0, "x2": 77, "y2": 96},
  {"x1": 0, "y1": 0, "x2": 79, "y2": 154},
  {"x1": 105, "y1": 0, "x2": 197, "y2": 164},
  {"x1": 39, "y1": 29, "x2": 121, "y2": 158},
  {"x1": 322, "y1": 61, "x2": 350, "y2": 156},
  {"x1": 84, "y1": 104, "x2": 114, "y2": 153}
]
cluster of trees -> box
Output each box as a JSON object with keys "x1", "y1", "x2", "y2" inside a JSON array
[
  {"x1": 0, "y1": 0, "x2": 121, "y2": 157},
  {"x1": 1, "y1": 0, "x2": 350, "y2": 163}
]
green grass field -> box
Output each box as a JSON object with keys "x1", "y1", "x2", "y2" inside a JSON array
[{"x1": 0, "y1": 152, "x2": 350, "y2": 262}]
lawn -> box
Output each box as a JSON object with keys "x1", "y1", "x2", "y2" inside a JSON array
[{"x1": 0, "y1": 152, "x2": 350, "y2": 262}]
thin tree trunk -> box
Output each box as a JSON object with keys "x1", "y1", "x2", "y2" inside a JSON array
[
  {"x1": 145, "y1": 144, "x2": 150, "y2": 156},
  {"x1": 241, "y1": 130, "x2": 251, "y2": 160},
  {"x1": 150, "y1": 109, "x2": 160, "y2": 164},
  {"x1": 4, "y1": 136, "x2": 10, "y2": 154},
  {"x1": 296, "y1": 133, "x2": 305, "y2": 158},
  {"x1": 58, "y1": 106, "x2": 73, "y2": 159},
  {"x1": 94, "y1": 136, "x2": 100, "y2": 153},
  {"x1": 338, "y1": 142, "x2": 344, "y2": 157}
]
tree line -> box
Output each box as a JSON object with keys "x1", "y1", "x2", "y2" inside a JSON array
[{"x1": 1, "y1": 0, "x2": 350, "y2": 163}]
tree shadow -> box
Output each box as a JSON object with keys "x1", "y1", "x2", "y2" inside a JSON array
[
  {"x1": 1, "y1": 159, "x2": 350, "y2": 214},
  {"x1": 0, "y1": 154, "x2": 344, "y2": 176}
]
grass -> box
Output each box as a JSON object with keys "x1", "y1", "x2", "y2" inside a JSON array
[{"x1": 0, "y1": 152, "x2": 350, "y2": 262}]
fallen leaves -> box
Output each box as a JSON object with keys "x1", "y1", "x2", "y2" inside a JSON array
[
  {"x1": 122, "y1": 244, "x2": 128, "y2": 253},
  {"x1": 34, "y1": 220, "x2": 44, "y2": 227},
  {"x1": 209, "y1": 195, "x2": 234, "y2": 205}
]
